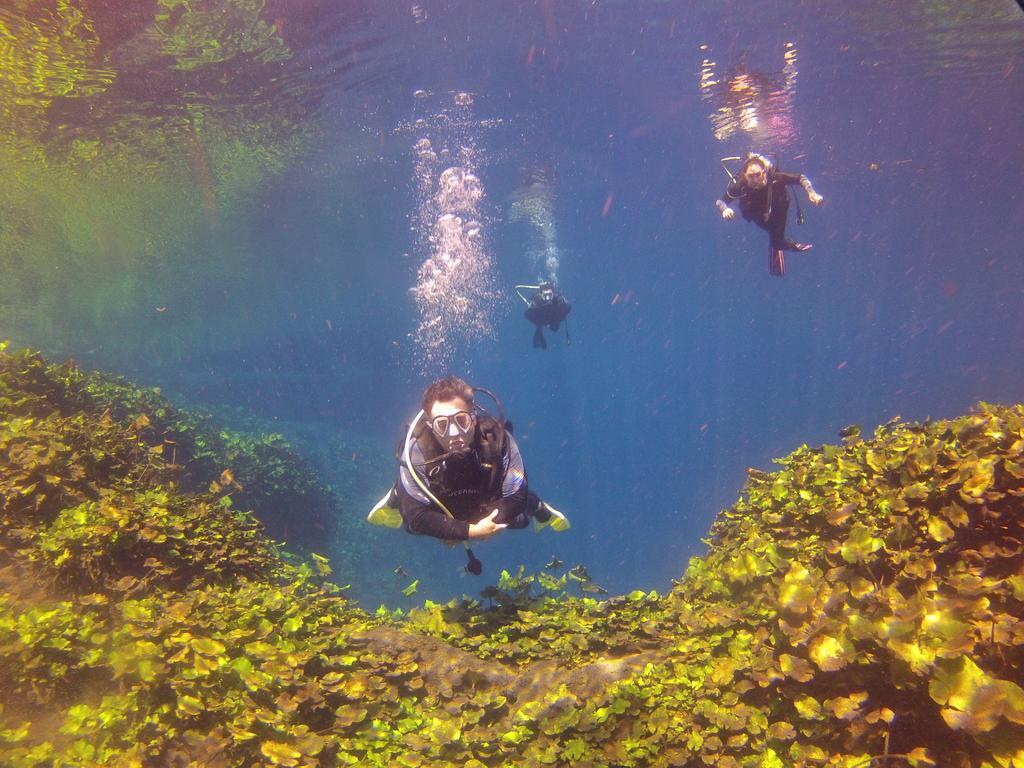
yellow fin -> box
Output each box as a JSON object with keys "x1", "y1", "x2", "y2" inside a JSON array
[{"x1": 367, "y1": 490, "x2": 403, "y2": 528}]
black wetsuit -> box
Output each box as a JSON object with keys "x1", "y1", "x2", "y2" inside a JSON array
[
  {"x1": 396, "y1": 418, "x2": 542, "y2": 540},
  {"x1": 720, "y1": 170, "x2": 805, "y2": 252},
  {"x1": 525, "y1": 294, "x2": 571, "y2": 349}
]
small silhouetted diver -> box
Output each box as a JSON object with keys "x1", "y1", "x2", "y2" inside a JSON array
[{"x1": 515, "y1": 282, "x2": 571, "y2": 349}]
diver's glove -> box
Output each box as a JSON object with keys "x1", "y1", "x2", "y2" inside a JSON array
[
  {"x1": 716, "y1": 200, "x2": 735, "y2": 220},
  {"x1": 799, "y1": 175, "x2": 823, "y2": 206}
]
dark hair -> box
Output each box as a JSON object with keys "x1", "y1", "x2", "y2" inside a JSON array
[
  {"x1": 743, "y1": 158, "x2": 767, "y2": 174},
  {"x1": 421, "y1": 376, "x2": 474, "y2": 413}
]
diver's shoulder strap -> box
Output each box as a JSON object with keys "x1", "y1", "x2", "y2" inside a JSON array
[{"x1": 476, "y1": 415, "x2": 509, "y2": 494}]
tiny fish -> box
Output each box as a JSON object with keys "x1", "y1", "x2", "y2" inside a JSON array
[{"x1": 569, "y1": 564, "x2": 592, "y2": 582}]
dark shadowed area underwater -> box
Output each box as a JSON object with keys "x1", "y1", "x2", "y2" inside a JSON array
[{"x1": 2, "y1": 0, "x2": 1023, "y2": 607}]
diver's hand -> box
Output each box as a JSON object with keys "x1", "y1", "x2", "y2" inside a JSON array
[
  {"x1": 808, "y1": 192, "x2": 823, "y2": 206},
  {"x1": 468, "y1": 510, "x2": 506, "y2": 540},
  {"x1": 721, "y1": 207, "x2": 735, "y2": 221}
]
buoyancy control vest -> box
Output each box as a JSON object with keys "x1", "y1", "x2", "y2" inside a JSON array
[{"x1": 401, "y1": 412, "x2": 510, "y2": 511}]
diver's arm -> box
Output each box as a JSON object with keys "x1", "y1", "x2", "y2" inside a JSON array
[
  {"x1": 397, "y1": 481, "x2": 471, "y2": 540},
  {"x1": 718, "y1": 182, "x2": 741, "y2": 219},
  {"x1": 397, "y1": 462, "x2": 470, "y2": 540},
  {"x1": 776, "y1": 171, "x2": 823, "y2": 205},
  {"x1": 799, "y1": 174, "x2": 823, "y2": 205}
]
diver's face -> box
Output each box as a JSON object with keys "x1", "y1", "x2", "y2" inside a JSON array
[
  {"x1": 744, "y1": 164, "x2": 767, "y2": 189},
  {"x1": 428, "y1": 397, "x2": 476, "y2": 452}
]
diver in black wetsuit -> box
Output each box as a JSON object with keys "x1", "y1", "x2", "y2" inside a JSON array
[
  {"x1": 717, "y1": 153, "x2": 824, "y2": 276},
  {"x1": 516, "y1": 282, "x2": 571, "y2": 349},
  {"x1": 366, "y1": 376, "x2": 570, "y2": 575}
]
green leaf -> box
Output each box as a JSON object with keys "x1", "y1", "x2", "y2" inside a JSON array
[
  {"x1": 927, "y1": 517, "x2": 955, "y2": 543},
  {"x1": 809, "y1": 630, "x2": 855, "y2": 672},
  {"x1": 260, "y1": 740, "x2": 302, "y2": 766},
  {"x1": 191, "y1": 637, "x2": 226, "y2": 656},
  {"x1": 929, "y1": 656, "x2": 1024, "y2": 734},
  {"x1": 841, "y1": 524, "x2": 883, "y2": 563}
]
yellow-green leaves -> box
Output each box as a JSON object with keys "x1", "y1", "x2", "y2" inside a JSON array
[
  {"x1": 961, "y1": 458, "x2": 997, "y2": 498},
  {"x1": 260, "y1": 740, "x2": 303, "y2": 766},
  {"x1": 840, "y1": 524, "x2": 883, "y2": 563},
  {"x1": 777, "y1": 562, "x2": 818, "y2": 613},
  {"x1": 929, "y1": 657, "x2": 1024, "y2": 734},
  {"x1": 190, "y1": 636, "x2": 226, "y2": 656},
  {"x1": 311, "y1": 553, "x2": 332, "y2": 577},
  {"x1": 809, "y1": 630, "x2": 855, "y2": 672},
  {"x1": 6, "y1": 345, "x2": 1024, "y2": 768}
]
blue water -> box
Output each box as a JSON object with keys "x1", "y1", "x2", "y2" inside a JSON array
[{"x1": 2, "y1": 1, "x2": 1023, "y2": 606}]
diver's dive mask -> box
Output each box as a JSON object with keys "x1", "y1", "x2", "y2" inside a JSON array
[{"x1": 428, "y1": 410, "x2": 476, "y2": 453}]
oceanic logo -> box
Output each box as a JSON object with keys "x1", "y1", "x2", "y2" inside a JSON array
[{"x1": 407, "y1": 91, "x2": 499, "y2": 372}]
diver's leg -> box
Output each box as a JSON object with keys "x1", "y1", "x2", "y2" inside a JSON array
[
  {"x1": 767, "y1": 205, "x2": 790, "y2": 251},
  {"x1": 367, "y1": 484, "x2": 402, "y2": 527},
  {"x1": 531, "y1": 493, "x2": 570, "y2": 532},
  {"x1": 493, "y1": 493, "x2": 535, "y2": 530},
  {"x1": 533, "y1": 326, "x2": 547, "y2": 349},
  {"x1": 770, "y1": 196, "x2": 810, "y2": 252}
]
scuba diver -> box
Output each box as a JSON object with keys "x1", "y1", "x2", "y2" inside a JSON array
[
  {"x1": 716, "y1": 152, "x2": 824, "y2": 276},
  {"x1": 515, "y1": 282, "x2": 571, "y2": 349},
  {"x1": 367, "y1": 376, "x2": 569, "y2": 575}
]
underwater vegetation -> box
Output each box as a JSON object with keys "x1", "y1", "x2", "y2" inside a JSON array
[
  {"x1": 2, "y1": 345, "x2": 1023, "y2": 767},
  {"x1": 0, "y1": 0, "x2": 326, "y2": 355},
  {"x1": 0, "y1": 344, "x2": 337, "y2": 553}
]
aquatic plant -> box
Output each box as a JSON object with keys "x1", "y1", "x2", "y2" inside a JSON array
[
  {"x1": 1, "y1": 344, "x2": 1022, "y2": 767},
  {"x1": 0, "y1": 344, "x2": 338, "y2": 551},
  {"x1": 0, "y1": 1, "x2": 321, "y2": 355}
]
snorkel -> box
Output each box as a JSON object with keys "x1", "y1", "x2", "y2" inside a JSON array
[{"x1": 720, "y1": 155, "x2": 743, "y2": 182}]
